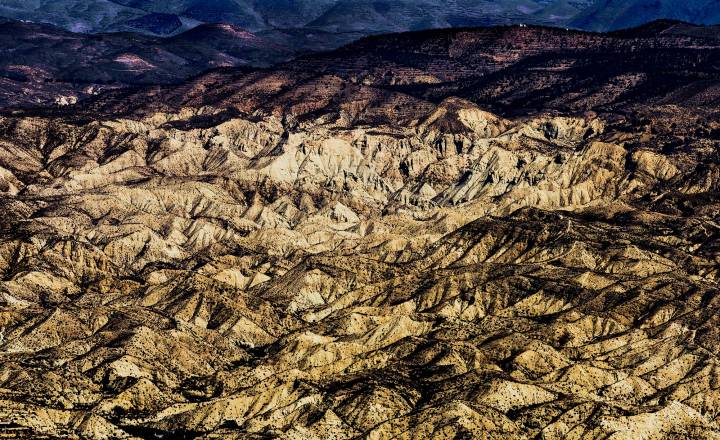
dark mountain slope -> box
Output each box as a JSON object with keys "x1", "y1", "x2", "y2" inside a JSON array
[
  {"x1": 83, "y1": 21, "x2": 720, "y2": 121},
  {"x1": 0, "y1": 19, "x2": 293, "y2": 107}
]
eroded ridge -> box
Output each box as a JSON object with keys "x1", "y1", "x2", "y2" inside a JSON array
[{"x1": 0, "y1": 87, "x2": 718, "y2": 439}]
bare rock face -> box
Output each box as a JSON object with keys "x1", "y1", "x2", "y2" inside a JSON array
[{"x1": 0, "y1": 24, "x2": 719, "y2": 440}]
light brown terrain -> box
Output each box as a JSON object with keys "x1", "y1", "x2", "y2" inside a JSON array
[{"x1": 0, "y1": 22, "x2": 719, "y2": 439}]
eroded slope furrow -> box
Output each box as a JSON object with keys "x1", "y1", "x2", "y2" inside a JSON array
[{"x1": 0, "y1": 87, "x2": 718, "y2": 439}]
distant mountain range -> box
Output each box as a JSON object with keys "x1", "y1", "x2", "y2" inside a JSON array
[
  {"x1": 2, "y1": 0, "x2": 720, "y2": 109},
  {"x1": 3, "y1": 12, "x2": 720, "y2": 110},
  {"x1": 86, "y1": 19, "x2": 720, "y2": 120},
  {"x1": 3, "y1": 0, "x2": 718, "y2": 38},
  {"x1": 572, "y1": 0, "x2": 720, "y2": 31}
]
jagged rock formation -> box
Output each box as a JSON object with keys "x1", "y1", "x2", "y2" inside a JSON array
[{"x1": 0, "y1": 23, "x2": 719, "y2": 439}]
